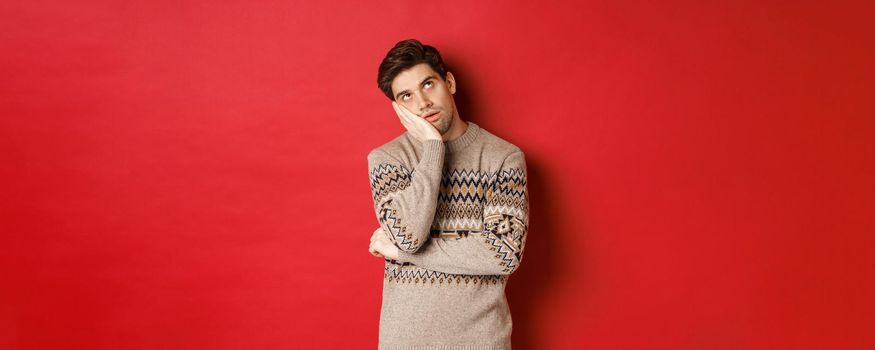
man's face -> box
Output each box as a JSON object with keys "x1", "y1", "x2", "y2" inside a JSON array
[{"x1": 390, "y1": 63, "x2": 457, "y2": 134}]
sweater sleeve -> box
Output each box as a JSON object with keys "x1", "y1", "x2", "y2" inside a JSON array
[
  {"x1": 367, "y1": 139, "x2": 445, "y2": 253},
  {"x1": 396, "y1": 150, "x2": 529, "y2": 275}
]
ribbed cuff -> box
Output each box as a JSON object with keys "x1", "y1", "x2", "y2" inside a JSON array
[{"x1": 418, "y1": 139, "x2": 445, "y2": 166}]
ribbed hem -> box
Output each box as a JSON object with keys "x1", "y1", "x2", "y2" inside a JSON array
[
  {"x1": 379, "y1": 345, "x2": 509, "y2": 350},
  {"x1": 445, "y1": 122, "x2": 480, "y2": 153}
]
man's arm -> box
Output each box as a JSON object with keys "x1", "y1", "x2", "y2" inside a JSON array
[
  {"x1": 395, "y1": 150, "x2": 529, "y2": 275},
  {"x1": 367, "y1": 141, "x2": 445, "y2": 253},
  {"x1": 367, "y1": 102, "x2": 445, "y2": 253}
]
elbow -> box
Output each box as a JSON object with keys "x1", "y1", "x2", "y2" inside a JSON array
[
  {"x1": 475, "y1": 257, "x2": 521, "y2": 276},
  {"x1": 494, "y1": 254, "x2": 524, "y2": 276},
  {"x1": 486, "y1": 234, "x2": 525, "y2": 276},
  {"x1": 476, "y1": 264, "x2": 517, "y2": 276},
  {"x1": 496, "y1": 263, "x2": 520, "y2": 276}
]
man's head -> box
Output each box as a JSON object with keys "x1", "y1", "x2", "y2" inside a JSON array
[{"x1": 377, "y1": 39, "x2": 460, "y2": 135}]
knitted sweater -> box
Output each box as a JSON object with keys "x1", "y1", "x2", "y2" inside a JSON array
[{"x1": 367, "y1": 122, "x2": 529, "y2": 350}]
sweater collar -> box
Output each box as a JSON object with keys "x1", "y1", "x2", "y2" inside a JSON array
[{"x1": 445, "y1": 121, "x2": 480, "y2": 153}]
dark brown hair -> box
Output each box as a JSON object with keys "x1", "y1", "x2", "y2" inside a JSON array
[{"x1": 377, "y1": 39, "x2": 448, "y2": 101}]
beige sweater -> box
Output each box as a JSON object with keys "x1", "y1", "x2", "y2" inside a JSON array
[{"x1": 367, "y1": 122, "x2": 529, "y2": 350}]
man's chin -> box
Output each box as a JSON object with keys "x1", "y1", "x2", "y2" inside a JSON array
[
  {"x1": 436, "y1": 122, "x2": 451, "y2": 135},
  {"x1": 442, "y1": 116, "x2": 454, "y2": 134}
]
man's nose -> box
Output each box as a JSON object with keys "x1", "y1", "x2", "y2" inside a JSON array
[{"x1": 415, "y1": 93, "x2": 432, "y2": 113}]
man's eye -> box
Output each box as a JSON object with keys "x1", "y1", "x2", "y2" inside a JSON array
[
  {"x1": 424, "y1": 81, "x2": 433, "y2": 88},
  {"x1": 402, "y1": 94, "x2": 411, "y2": 101}
]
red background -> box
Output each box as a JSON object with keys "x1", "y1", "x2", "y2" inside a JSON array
[{"x1": 2, "y1": 0, "x2": 873, "y2": 349}]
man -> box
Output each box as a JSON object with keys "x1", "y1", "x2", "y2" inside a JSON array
[{"x1": 366, "y1": 39, "x2": 529, "y2": 349}]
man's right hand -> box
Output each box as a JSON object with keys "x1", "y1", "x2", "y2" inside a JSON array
[{"x1": 393, "y1": 102, "x2": 442, "y2": 141}]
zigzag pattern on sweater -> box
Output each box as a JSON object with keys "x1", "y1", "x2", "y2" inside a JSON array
[
  {"x1": 433, "y1": 169, "x2": 491, "y2": 231},
  {"x1": 369, "y1": 163, "x2": 412, "y2": 203},
  {"x1": 483, "y1": 214, "x2": 527, "y2": 274},
  {"x1": 437, "y1": 169, "x2": 492, "y2": 203},
  {"x1": 378, "y1": 200, "x2": 418, "y2": 251},
  {"x1": 369, "y1": 164, "x2": 419, "y2": 250},
  {"x1": 482, "y1": 168, "x2": 528, "y2": 273},
  {"x1": 370, "y1": 163, "x2": 528, "y2": 276},
  {"x1": 384, "y1": 261, "x2": 507, "y2": 285}
]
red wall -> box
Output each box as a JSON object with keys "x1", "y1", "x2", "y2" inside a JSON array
[{"x1": 2, "y1": 1, "x2": 873, "y2": 349}]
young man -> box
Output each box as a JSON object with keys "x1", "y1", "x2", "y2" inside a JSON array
[{"x1": 367, "y1": 39, "x2": 529, "y2": 349}]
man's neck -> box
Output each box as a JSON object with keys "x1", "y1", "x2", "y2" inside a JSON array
[{"x1": 441, "y1": 118, "x2": 468, "y2": 142}]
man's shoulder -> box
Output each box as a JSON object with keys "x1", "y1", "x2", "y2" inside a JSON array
[
  {"x1": 476, "y1": 124, "x2": 524, "y2": 158},
  {"x1": 367, "y1": 132, "x2": 415, "y2": 165}
]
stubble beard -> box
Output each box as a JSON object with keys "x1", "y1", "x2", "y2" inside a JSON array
[{"x1": 434, "y1": 108, "x2": 454, "y2": 135}]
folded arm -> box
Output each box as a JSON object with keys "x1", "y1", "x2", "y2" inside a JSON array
[
  {"x1": 396, "y1": 150, "x2": 529, "y2": 275},
  {"x1": 367, "y1": 140, "x2": 445, "y2": 253}
]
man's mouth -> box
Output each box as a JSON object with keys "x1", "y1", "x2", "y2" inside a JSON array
[{"x1": 424, "y1": 111, "x2": 440, "y2": 122}]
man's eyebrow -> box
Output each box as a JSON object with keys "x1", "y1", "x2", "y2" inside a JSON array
[{"x1": 394, "y1": 75, "x2": 436, "y2": 99}]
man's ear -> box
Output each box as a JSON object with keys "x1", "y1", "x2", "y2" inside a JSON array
[{"x1": 446, "y1": 72, "x2": 456, "y2": 95}]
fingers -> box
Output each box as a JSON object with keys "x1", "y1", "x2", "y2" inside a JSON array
[
  {"x1": 375, "y1": 227, "x2": 391, "y2": 240},
  {"x1": 375, "y1": 230, "x2": 394, "y2": 246},
  {"x1": 373, "y1": 234, "x2": 389, "y2": 245},
  {"x1": 392, "y1": 101, "x2": 441, "y2": 141},
  {"x1": 372, "y1": 227, "x2": 392, "y2": 245},
  {"x1": 369, "y1": 240, "x2": 384, "y2": 257},
  {"x1": 370, "y1": 247, "x2": 383, "y2": 257},
  {"x1": 395, "y1": 102, "x2": 417, "y2": 119},
  {"x1": 392, "y1": 101, "x2": 413, "y2": 118},
  {"x1": 393, "y1": 103, "x2": 417, "y2": 134},
  {"x1": 370, "y1": 228, "x2": 387, "y2": 258},
  {"x1": 392, "y1": 102, "x2": 408, "y2": 123},
  {"x1": 393, "y1": 102, "x2": 421, "y2": 126},
  {"x1": 371, "y1": 227, "x2": 382, "y2": 243}
]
